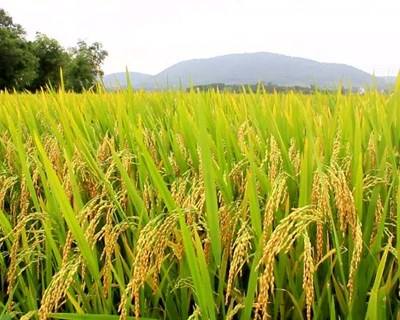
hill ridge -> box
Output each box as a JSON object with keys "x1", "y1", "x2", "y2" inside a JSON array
[{"x1": 104, "y1": 52, "x2": 395, "y2": 90}]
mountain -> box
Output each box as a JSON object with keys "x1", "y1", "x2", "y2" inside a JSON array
[
  {"x1": 103, "y1": 72, "x2": 152, "y2": 89},
  {"x1": 379, "y1": 76, "x2": 397, "y2": 87},
  {"x1": 104, "y1": 52, "x2": 397, "y2": 90}
]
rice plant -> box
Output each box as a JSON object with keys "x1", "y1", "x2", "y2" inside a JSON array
[{"x1": 0, "y1": 82, "x2": 400, "y2": 319}]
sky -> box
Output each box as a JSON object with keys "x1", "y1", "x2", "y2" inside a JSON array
[{"x1": 1, "y1": 0, "x2": 399, "y2": 76}]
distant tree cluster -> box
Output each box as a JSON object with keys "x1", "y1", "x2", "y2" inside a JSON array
[
  {"x1": 189, "y1": 82, "x2": 319, "y2": 94},
  {"x1": 189, "y1": 82, "x2": 362, "y2": 94},
  {"x1": 0, "y1": 9, "x2": 108, "y2": 92}
]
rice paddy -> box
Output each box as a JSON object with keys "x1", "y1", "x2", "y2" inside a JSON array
[{"x1": 1, "y1": 83, "x2": 400, "y2": 319}]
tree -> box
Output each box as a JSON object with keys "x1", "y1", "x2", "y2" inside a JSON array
[
  {"x1": 65, "y1": 40, "x2": 108, "y2": 92},
  {"x1": 29, "y1": 33, "x2": 69, "y2": 91},
  {"x1": 0, "y1": 9, "x2": 108, "y2": 92},
  {"x1": 0, "y1": 9, "x2": 37, "y2": 90},
  {"x1": 0, "y1": 8, "x2": 24, "y2": 35}
]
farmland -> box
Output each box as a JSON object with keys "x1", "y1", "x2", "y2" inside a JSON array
[{"x1": 0, "y1": 85, "x2": 400, "y2": 319}]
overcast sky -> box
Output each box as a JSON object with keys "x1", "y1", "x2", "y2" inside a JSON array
[{"x1": 2, "y1": 0, "x2": 399, "y2": 76}]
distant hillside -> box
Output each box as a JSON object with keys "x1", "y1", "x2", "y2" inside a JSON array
[
  {"x1": 379, "y1": 76, "x2": 397, "y2": 88},
  {"x1": 104, "y1": 52, "x2": 396, "y2": 90},
  {"x1": 103, "y1": 72, "x2": 152, "y2": 89}
]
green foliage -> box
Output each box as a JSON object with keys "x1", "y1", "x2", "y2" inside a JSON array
[
  {"x1": 0, "y1": 9, "x2": 38, "y2": 90},
  {"x1": 1, "y1": 84, "x2": 400, "y2": 319},
  {"x1": 65, "y1": 41, "x2": 108, "y2": 92},
  {"x1": 29, "y1": 33, "x2": 69, "y2": 91},
  {"x1": 0, "y1": 9, "x2": 107, "y2": 92},
  {"x1": 0, "y1": 8, "x2": 24, "y2": 35}
]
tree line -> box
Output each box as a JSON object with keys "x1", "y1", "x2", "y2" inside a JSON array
[
  {"x1": 190, "y1": 82, "x2": 369, "y2": 94},
  {"x1": 0, "y1": 9, "x2": 108, "y2": 92}
]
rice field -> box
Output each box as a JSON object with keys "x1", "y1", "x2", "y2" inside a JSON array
[{"x1": 0, "y1": 84, "x2": 400, "y2": 319}]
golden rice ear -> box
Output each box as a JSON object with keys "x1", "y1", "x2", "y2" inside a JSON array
[
  {"x1": 19, "y1": 175, "x2": 30, "y2": 217},
  {"x1": 226, "y1": 303, "x2": 245, "y2": 320},
  {"x1": 255, "y1": 207, "x2": 322, "y2": 319},
  {"x1": 237, "y1": 120, "x2": 249, "y2": 155},
  {"x1": 369, "y1": 195, "x2": 383, "y2": 246},
  {"x1": 61, "y1": 230, "x2": 73, "y2": 266},
  {"x1": 367, "y1": 132, "x2": 377, "y2": 169},
  {"x1": 268, "y1": 136, "x2": 282, "y2": 184},
  {"x1": 329, "y1": 165, "x2": 357, "y2": 235},
  {"x1": 328, "y1": 162, "x2": 363, "y2": 301},
  {"x1": 311, "y1": 170, "x2": 330, "y2": 261},
  {"x1": 96, "y1": 134, "x2": 114, "y2": 164},
  {"x1": 262, "y1": 175, "x2": 287, "y2": 244},
  {"x1": 3, "y1": 134, "x2": 18, "y2": 175},
  {"x1": 330, "y1": 128, "x2": 342, "y2": 166},
  {"x1": 119, "y1": 214, "x2": 178, "y2": 318},
  {"x1": 101, "y1": 219, "x2": 130, "y2": 298},
  {"x1": 347, "y1": 221, "x2": 363, "y2": 302},
  {"x1": 225, "y1": 220, "x2": 252, "y2": 304},
  {"x1": 20, "y1": 311, "x2": 37, "y2": 320},
  {"x1": 303, "y1": 232, "x2": 314, "y2": 320},
  {"x1": 39, "y1": 257, "x2": 82, "y2": 320},
  {"x1": 288, "y1": 138, "x2": 301, "y2": 177},
  {"x1": 0, "y1": 175, "x2": 17, "y2": 211},
  {"x1": 6, "y1": 232, "x2": 20, "y2": 297}
]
